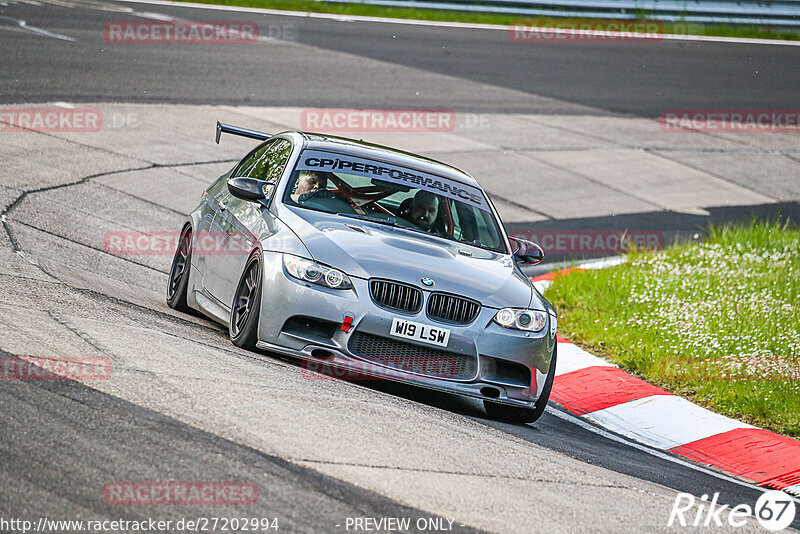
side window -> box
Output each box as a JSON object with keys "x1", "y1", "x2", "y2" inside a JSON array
[
  {"x1": 232, "y1": 139, "x2": 293, "y2": 183},
  {"x1": 206, "y1": 173, "x2": 229, "y2": 199},
  {"x1": 264, "y1": 140, "x2": 292, "y2": 182},
  {"x1": 449, "y1": 199, "x2": 463, "y2": 240},
  {"x1": 232, "y1": 141, "x2": 272, "y2": 179},
  {"x1": 476, "y1": 209, "x2": 502, "y2": 249}
]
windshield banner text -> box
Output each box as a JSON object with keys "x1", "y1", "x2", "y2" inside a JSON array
[{"x1": 297, "y1": 150, "x2": 490, "y2": 212}]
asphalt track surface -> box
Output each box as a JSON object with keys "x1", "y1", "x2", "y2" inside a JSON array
[
  {"x1": 0, "y1": 0, "x2": 799, "y2": 116},
  {"x1": 1, "y1": 1, "x2": 799, "y2": 532}
]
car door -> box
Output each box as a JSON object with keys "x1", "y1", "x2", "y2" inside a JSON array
[
  {"x1": 206, "y1": 138, "x2": 293, "y2": 308},
  {"x1": 193, "y1": 171, "x2": 233, "y2": 282}
]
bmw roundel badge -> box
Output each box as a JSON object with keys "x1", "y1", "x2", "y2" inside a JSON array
[{"x1": 421, "y1": 278, "x2": 434, "y2": 287}]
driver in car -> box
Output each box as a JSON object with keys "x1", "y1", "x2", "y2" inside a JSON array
[
  {"x1": 292, "y1": 171, "x2": 332, "y2": 203},
  {"x1": 405, "y1": 190, "x2": 441, "y2": 233}
]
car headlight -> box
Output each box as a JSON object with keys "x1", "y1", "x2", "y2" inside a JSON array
[
  {"x1": 494, "y1": 308, "x2": 547, "y2": 332},
  {"x1": 283, "y1": 254, "x2": 353, "y2": 290}
]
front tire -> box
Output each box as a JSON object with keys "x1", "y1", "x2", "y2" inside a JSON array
[
  {"x1": 484, "y1": 345, "x2": 557, "y2": 424},
  {"x1": 166, "y1": 226, "x2": 193, "y2": 313},
  {"x1": 229, "y1": 251, "x2": 263, "y2": 350}
]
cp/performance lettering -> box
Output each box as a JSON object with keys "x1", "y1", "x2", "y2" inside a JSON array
[{"x1": 302, "y1": 153, "x2": 485, "y2": 208}]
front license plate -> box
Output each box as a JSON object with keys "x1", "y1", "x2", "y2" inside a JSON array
[{"x1": 390, "y1": 318, "x2": 450, "y2": 347}]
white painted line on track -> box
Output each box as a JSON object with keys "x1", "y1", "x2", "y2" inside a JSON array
[
  {"x1": 116, "y1": 0, "x2": 800, "y2": 47},
  {"x1": 0, "y1": 15, "x2": 77, "y2": 41},
  {"x1": 135, "y1": 10, "x2": 177, "y2": 20},
  {"x1": 584, "y1": 395, "x2": 754, "y2": 450}
]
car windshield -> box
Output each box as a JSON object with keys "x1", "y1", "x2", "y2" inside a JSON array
[{"x1": 283, "y1": 149, "x2": 507, "y2": 253}]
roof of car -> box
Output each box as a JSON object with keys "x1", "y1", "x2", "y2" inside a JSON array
[{"x1": 297, "y1": 132, "x2": 481, "y2": 188}]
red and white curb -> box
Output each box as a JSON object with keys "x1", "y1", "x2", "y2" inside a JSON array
[{"x1": 532, "y1": 264, "x2": 800, "y2": 498}]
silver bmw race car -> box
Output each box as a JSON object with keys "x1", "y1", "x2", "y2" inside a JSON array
[{"x1": 167, "y1": 122, "x2": 557, "y2": 423}]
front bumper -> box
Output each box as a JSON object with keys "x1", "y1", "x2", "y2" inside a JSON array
[{"x1": 255, "y1": 252, "x2": 556, "y2": 407}]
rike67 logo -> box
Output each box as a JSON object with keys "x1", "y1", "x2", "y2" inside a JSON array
[{"x1": 669, "y1": 491, "x2": 796, "y2": 531}]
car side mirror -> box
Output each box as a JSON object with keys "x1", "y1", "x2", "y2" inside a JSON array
[
  {"x1": 509, "y1": 236, "x2": 544, "y2": 265},
  {"x1": 227, "y1": 177, "x2": 274, "y2": 202}
]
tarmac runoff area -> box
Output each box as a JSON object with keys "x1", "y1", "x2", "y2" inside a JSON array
[{"x1": 1, "y1": 103, "x2": 798, "y2": 532}]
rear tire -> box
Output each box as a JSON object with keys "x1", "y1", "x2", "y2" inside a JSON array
[
  {"x1": 166, "y1": 226, "x2": 193, "y2": 313},
  {"x1": 229, "y1": 251, "x2": 263, "y2": 351},
  {"x1": 484, "y1": 344, "x2": 557, "y2": 424}
]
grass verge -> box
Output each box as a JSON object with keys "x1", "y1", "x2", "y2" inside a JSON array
[
  {"x1": 545, "y1": 221, "x2": 800, "y2": 437},
  {"x1": 172, "y1": 0, "x2": 800, "y2": 41}
]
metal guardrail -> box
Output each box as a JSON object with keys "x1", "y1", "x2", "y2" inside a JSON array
[{"x1": 325, "y1": 0, "x2": 800, "y2": 27}]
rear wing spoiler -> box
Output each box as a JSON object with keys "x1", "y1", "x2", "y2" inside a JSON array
[{"x1": 215, "y1": 121, "x2": 272, "y2": 144}]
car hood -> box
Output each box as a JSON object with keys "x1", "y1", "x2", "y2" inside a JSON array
[{"x1": 276, "y1": 207, "x2": 536, "y2": 309}]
